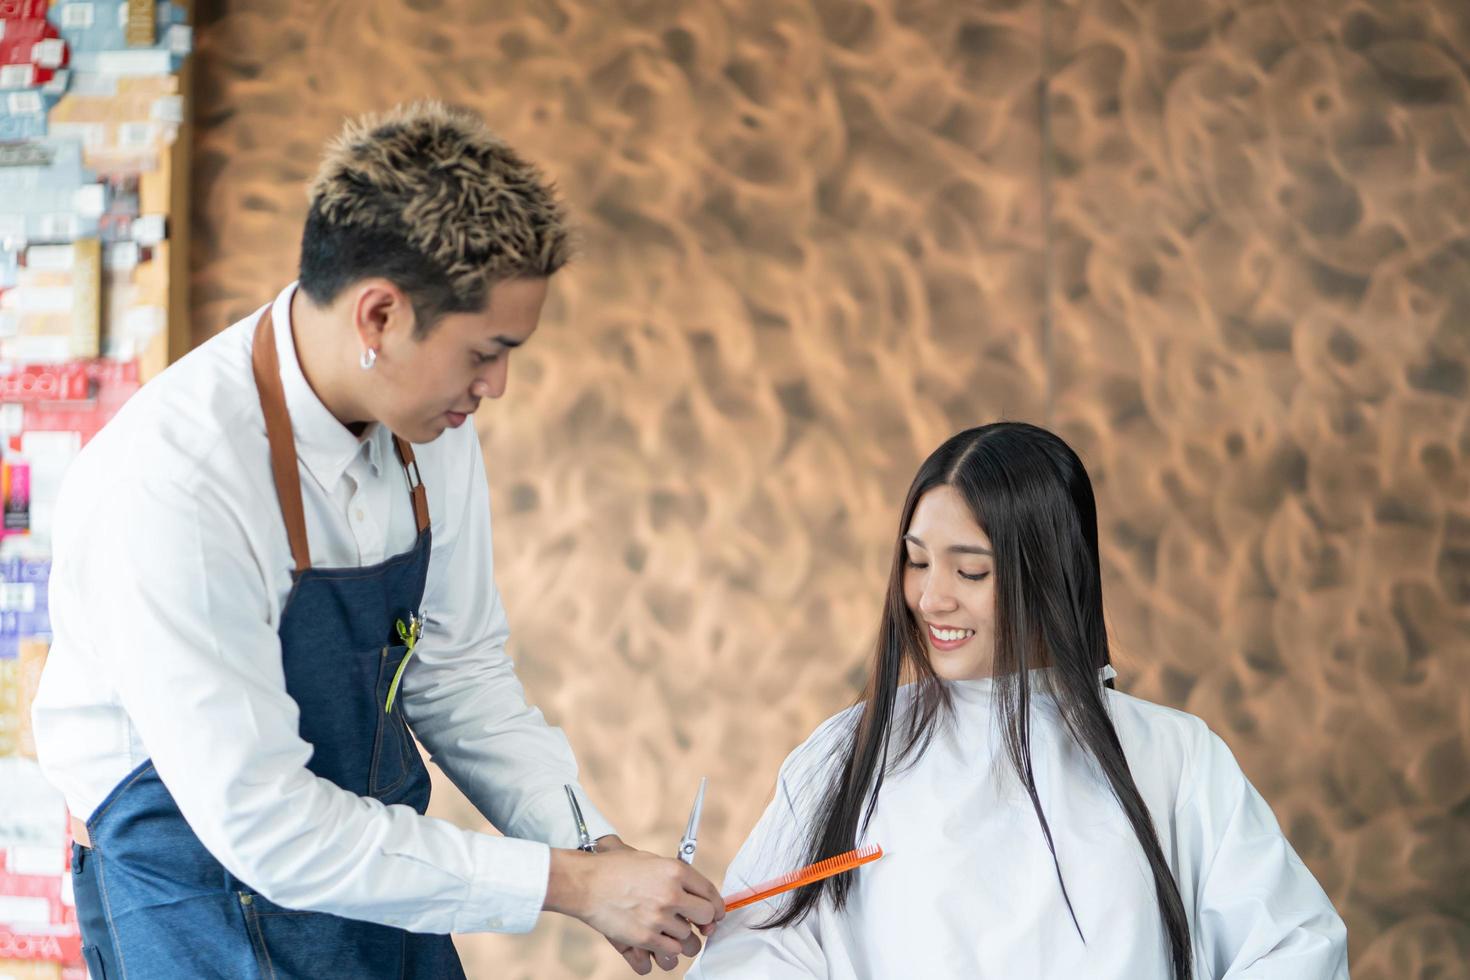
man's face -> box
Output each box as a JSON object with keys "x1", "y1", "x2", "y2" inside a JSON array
[{"x1": 372, "y1": 277, "x2": 548, "y2": 443}]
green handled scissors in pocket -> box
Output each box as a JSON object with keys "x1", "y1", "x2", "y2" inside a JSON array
[{"x1": 385, "y1": 613, "x2": 423, "y2": 714}]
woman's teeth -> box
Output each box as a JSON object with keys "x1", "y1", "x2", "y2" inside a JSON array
[{"x1": 929, "y1": 626, "x2": 974, "y2": 642}]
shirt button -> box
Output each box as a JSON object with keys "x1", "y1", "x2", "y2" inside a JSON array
[
  {"x1": 487, "y1": 916, "x2": 504, "y2": 930},
  {"x1": 355, "y1": 509, "x2": 365, "y2": 521}
]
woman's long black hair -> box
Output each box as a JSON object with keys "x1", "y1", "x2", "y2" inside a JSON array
[{"x1": 761, "y1": 422, "x2": 1193, "y2": 980}]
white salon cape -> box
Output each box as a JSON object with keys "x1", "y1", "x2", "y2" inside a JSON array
[{"x1": 691, "y1": 668, "x2": 1349, "y2": 979}]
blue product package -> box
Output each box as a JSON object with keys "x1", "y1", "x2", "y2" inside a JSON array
[
  {"x1": 0, "y1": 608, "x2": 19, "y2": 659},
  {"x1": 21, "y1": 558, "x2": 50, "y2": 635},
  {"x1": 0, "y1": 247, "x2": 19, "y2": 288},
  {"x1": 0, "y1": 137, "x2": 92, "y2": 241},
  {"x1": 57, "y1": 0, "x2": 190, "y2": 72},
  {"x1": 0, "y1": 111, "x2": 48, "y2": 141}
]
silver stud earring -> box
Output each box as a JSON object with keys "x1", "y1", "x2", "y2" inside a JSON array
[{"x1": 360, "y1": 346, "x2": 377, "y2": 370}]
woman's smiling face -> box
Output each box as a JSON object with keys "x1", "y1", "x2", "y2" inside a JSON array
[{"x1": 902, "y1": 484, "x2": 996, "y2": 680}]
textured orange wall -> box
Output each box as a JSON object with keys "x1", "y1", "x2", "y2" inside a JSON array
[{"x1": 190, "y1": 1, "x2": 1470, "y2": 976}]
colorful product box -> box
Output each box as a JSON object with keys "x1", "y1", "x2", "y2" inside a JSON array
[
  {"x1": 0, "y1": 140, "x2": 88, "y2": 244},
  {"x1": 0, "y1": 240, "x2": 101, "y2": 361},
  {"x1": 57, "y1": 0, "x2": 189, "y2": 71},
  {"x1": 0, "y1": 759, "x2": 78, "y2": 967}
]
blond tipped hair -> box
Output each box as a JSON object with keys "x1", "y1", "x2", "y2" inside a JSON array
[{"x1": 299, "y1": 100, "x2": 571, "y2": 331}]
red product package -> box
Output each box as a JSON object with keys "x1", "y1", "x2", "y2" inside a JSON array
[
  {"x1": 0, "y1": 853, "x2": 81, "y2": 964},
  {"x1": 0, "y1": 363, "x2": 92, "y2": 403},
  {"x1": 0, "y1": 927, "x2": 82, "y2": 963},
  {"x1": 6, "y1": 359, "x2": 142, "y2": 446},
  {"x1": 0, "y1": 1, "x2": 49, "y2": 19},
  {"x1": 0, "y1": 806, "x2": 81, "y2": 966},
  {"x1": 0, "y1": 16, "x2": 67, "y2": 87}
]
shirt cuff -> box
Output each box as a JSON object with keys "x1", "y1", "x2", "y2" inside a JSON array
[{"x1": 458, "y1": 833, "x2": 551, "y2": 934}]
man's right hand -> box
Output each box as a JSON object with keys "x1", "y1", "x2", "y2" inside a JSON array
[{"x1": 543, "y1": 845, "x2": 725, "y2": 969}]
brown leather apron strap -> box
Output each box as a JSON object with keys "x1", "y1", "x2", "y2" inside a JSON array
[
  {"x1": 252, "y1": 308, "x2": 313, "y2": 574},
  {"x1": 252, "y1": 302, "x2": 432, "y2": 572},
  {"x1": 393, "y1": 437, "x2": 431, "y2": 536}
]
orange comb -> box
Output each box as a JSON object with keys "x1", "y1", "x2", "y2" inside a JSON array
[{"x1": 723, "y1": 844, "x2": 885, "y2": 912}]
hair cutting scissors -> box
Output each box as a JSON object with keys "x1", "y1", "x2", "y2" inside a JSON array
[
  {"x1": 678, "y1": 777, "x2": 706, "y2": 864},
  {"x1": 564, "y1": 785, "x2": 597, "y2": 853}
]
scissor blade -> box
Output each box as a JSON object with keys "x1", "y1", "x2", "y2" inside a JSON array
[
  {"x1": 565, "y1": 785, "x2": 590, "y2": 846},
  {"x1": 684, "y1": 776, "x2": 707, "y2": 841}
]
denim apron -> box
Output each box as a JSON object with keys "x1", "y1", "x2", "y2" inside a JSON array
[{"x1": 69, "y1": 307, "x2": 467, "y2": 979}]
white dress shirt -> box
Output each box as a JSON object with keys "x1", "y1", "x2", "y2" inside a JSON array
[
  {"x1": 691, "y1": 669, "x2": 1349, "y2": 979},
  {"x1": 31, "y1": 282, "x2": 614, "y2": 935}
]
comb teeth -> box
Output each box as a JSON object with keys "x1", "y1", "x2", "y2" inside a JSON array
[{"x1": 724, "y1": 844, "x2": 884, "y2": 912}]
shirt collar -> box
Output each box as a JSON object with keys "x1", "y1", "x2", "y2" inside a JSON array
[
  {"x1": 943, "y1": 664, "x2": 1119, "y2": 702},
  {"x1": 269, "y1": 282, "x2": 377, "y2": 493}
]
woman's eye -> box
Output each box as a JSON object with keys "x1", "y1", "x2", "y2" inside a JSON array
[
  {"x1": 959, "y1": 571, "x2": 990, "y2": 582},
  {"x1": 473, "y1": 351, "x2": 501, "y2": 366},
  {"x1": 905, "y1": 559, "x2": 928, "y2": 570}
]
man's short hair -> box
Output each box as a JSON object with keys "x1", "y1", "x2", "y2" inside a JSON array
[{"x1": 298, "y1": 100, "x2": 571, "y2": 336}]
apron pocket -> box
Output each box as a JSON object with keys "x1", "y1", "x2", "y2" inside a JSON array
[
  {"x1": 106, "y1": 893, "x2": 264, "y2": 978},
  {"x1": 82, "y1": 944, "x2": 108, "y2": 979},
  {"x1": 369, "y1": 646, "x2": 413, "y2": 799},
  {"x1": 241, "y1": 891, "x2": 408, "y2": 980}
]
